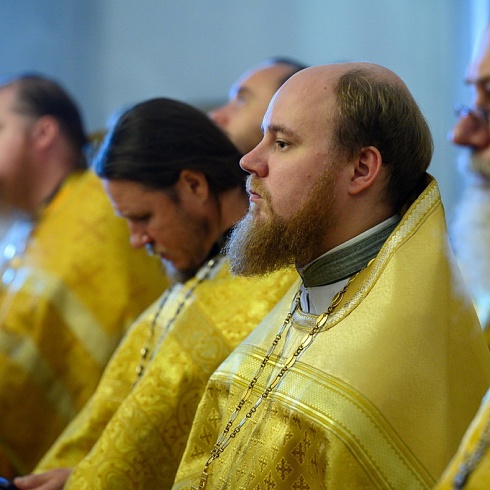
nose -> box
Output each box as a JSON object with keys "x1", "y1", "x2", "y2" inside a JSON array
[
  {"x1": 209, "y1": 104, "x2": 229, "y2": 129},
  {"x1": 451, "y1": 111, "x2": 490, "y2": 150},
  {"x1": 129, "y1": 226, "x2": 152, "y2": 249},
  {"x1": 240, "y1": 142, "x2": 267, "y2": 177}
]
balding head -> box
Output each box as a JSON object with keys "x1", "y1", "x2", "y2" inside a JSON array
[
  {"x1": 466, "y1": 23, "x2": 490, "y2": 83},
  {"x1": 210, "y1": 59, "x2": 306, "y2": 154},
  {"x1": 272, "y1": 62, "x2": 433, "y2": 211},
  {"x1": 232, "y1": 62, "x2": 432, "y2": 272}
]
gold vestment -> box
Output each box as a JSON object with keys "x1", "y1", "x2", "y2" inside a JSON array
[
  {"x1": 435, "y1": 388, "x2": 490, "y2": 489},
  {"x1": 36, "y1": 259, "x2": 297, "y2": 488},
  {"x1": 483, "y1": 319, "x2": 490, "y2": 351},
  {"x1": 0, "y1": 170, "x2": 167, "y2": 475},
  {"x1": 173, "y1": 176, "x2": 490, "y2": 490}
]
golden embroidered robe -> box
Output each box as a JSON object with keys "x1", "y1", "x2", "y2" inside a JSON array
[
  {"x1": 0, "y1": 170, "x2": 167, "y2": 475},
  {"x1": 435, "y1": 388, "x2": 490, "y2": 489},
  {"x1": 173, "y1": 176, "x2": 490, "y2": 490},
  {"x1": 36, "y1": 259, "x2": 297, "y2": 488}
]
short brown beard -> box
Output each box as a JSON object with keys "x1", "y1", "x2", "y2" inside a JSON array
[{"x1": 226, "y1": 170, "x2": 337, "y2": 276}]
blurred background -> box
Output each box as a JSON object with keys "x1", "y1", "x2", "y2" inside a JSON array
[{"x1": 0, "y1": 0, "x2": 487, "y2": 224}]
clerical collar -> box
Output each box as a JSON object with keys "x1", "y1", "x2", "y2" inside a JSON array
[{"x1": 299, "y1": 215, "x2": 400, "y2": 287}]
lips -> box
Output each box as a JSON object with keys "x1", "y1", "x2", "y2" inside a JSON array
[
  {"x1": 247, "y1": 186, "x2": 261, "y2": 202},
  {"x1": 145, "y1": 243, "x2": 169, "y2": 259},
  {"x1": 247, "y1": 176, "x2": 264, "y2": 202}
]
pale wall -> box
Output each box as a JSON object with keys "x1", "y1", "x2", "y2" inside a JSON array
[{"x1": 0, "y1": 0, "x2": 487, "y2": 221}]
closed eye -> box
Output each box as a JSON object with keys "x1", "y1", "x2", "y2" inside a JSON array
[{"x1": 129, "y1": 214, "x2": 151, "y2": 224}]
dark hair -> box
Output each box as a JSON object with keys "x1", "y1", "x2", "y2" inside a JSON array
[
  {"x1": 267, "y1": 57, "x2": 308, "y2": 88},
  {"x1": 333, "y1": 68, "x2": 433, "y2": 210},
  {"x1": 94, "y1": 97, "x2": 245, "y2": 195},
  {"x1": 2, "y1": 73, "x2": 88, "y2": 168}
]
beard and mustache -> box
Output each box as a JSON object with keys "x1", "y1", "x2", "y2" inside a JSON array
[
  {"x1": 145, "y1": 242, "x2": 199, "y2": 283},
  {"x1": 226, "y1": 170, "x2": 337, "y2": 276},
  {"x1": 451, "y1": 152, "x2": 490, "y2": 318}
]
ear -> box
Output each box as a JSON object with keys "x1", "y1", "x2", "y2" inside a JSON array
[
  {"x1": 30, "y1": 115, "x2": 60, "y2": 152},
  {"x1": 347, "y1": 146, "x2": 383, "y2": 195},
  {"x1": 174, "y1": 169, "x2": 210, "y2": 204}
]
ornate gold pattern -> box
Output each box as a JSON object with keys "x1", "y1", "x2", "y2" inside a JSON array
[
  {"x1": 0, "y1": 170, "x2": 167, "y2": 474},
  {"x1": 195, "y1": 272, "x2": 361, "y2": 489},
  {"x1": 173, "y1": 176, "x2": 490, "y2": 490},
  {"x1": 134, "y1": 256, "x2": 223, "y2": 385},
  {"x1": 37, "y1": 263, "x2": 298, "y2": 489}
]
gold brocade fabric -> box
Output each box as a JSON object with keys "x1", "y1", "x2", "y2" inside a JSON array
[
  {"x1": 0, "y1": 170, "x2": 167, "y2": 475},
  {"x1": 36, "y1": 260, "x2": 298, "y2": 489},
  {"x1": 435, "y1": 389, "x2": 490, "y2": 489},
  {"x1": 173, "y1": 176, "x2": 490, "y2": 490},
  {"x1": 481, "y1": 316, "x2": 490, "y2": 351},
  {"x1": 465, "y1": 293, "x2": 490, "y2": 350}
]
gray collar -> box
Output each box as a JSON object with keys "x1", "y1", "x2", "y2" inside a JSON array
[{"x1": 299, "y1": 217, "x2": 400, "y2": 287}]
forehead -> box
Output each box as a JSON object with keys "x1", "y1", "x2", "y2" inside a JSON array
[
  {"x1": 0, "y1": 85, "x2": 19, "y2": 113},
  {"x1": 467, "y1": 27, "x2": 490, "y2": 82},
  {"x1": 229, "y1": 64, "x2": 291, "y2": 99},
  {"x1": 104, "y1": 179, "x2": 168, "y2": 213},
  {"x1": 263, "y1": 70, "x2": 336, "y2": 136}
]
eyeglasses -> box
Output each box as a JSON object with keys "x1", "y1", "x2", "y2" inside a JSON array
[{"x1": 454, "y1": 103, "x2": 490, "y2": 126}]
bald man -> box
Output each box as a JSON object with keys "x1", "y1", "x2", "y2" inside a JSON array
[
  {"x1": 172, "y1": 63, "x2": 490, "y2": 490},
  {"x1": 209, "y1": 58, "x2": 306, "y2": 154}
]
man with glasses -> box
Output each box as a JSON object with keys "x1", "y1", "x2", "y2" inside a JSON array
[
  {"x1": 451, "y1": 25, "x2": 490, "y2": 345},
  {"x1": 431, "y1": 24, "x2": 490, "y2": 489}
]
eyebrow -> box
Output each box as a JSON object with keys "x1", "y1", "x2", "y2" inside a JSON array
[
  {"x1": 262, "y1": 123, "x2": 297, "y2": 139},
  {"x1": 115, "y1": 208, "x2": 145, "y2": 219},
  {"x1": 229, "y1": 85, "x2": 252, "y2": 100},
  {"x1": 465, "y1": 75, "x2": 490, "y2": 86}
]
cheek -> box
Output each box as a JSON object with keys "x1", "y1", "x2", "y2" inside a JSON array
[
  {"x1": 148, "y1": 223, "x2": 170, "y2": 247},
  {"x1": 270, "y1": 173, "x2": 316, "y2": 219},
  {"x1": 475, "y1": 145, "x2": 490, "y2": 158},
  {"x1": 0, "y1": 144, "x2": 21, "y2": 180},
  {"x1": 269, "y1": 187, "x2": 302, "y2": 220},
  {"x1": 149, "y1": 216, "x2": 187, "y2": 249}
]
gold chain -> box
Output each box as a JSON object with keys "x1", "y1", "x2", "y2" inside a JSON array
[
  {"x1": 133, "y1": 285, "x2": 175, "y2": 385},
  {"x1": 193, "y1": 271, "x2": 360, "y2": 490},
  {"x1": 453, "y1": 414, "x2": 490, "y2": 488},
  {"x1": 133, "y1": 255, "x2": 223, "y2": 386}
]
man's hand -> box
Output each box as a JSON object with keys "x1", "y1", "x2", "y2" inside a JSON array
[{"x1": 13, "y1": 469, "x2": 72, "y2": 490}]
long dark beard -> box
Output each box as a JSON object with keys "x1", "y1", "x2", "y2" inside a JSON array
[{"x1": 226, "y1": 171, "x2": 337, "y2": 276}]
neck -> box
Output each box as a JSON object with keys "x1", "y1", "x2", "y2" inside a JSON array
[
  {"x1": 28, "y1": 170, "x2": 71, "y2": 215},
  {"x1": 32, "y1": 138, "x2": 84, "y2": 212},
  {"x1": 300, "y1": 215, "x2": 400, "y2": 287}
]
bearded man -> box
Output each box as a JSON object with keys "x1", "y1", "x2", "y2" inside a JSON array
[
  {"x1": 450, "y1": 24, "x2": 490, "y2": 345},
  {"x1": 172, "y1": 63, "x2": 490, "y2": 489},
  {"x1": 427, "y1": 23, "x2": 490, "y2": 490},
  {"x1": 0, "y1": 74, "x2": 166, "y2": 477},
  {"x1": 13, "y1": 98, "x2": 296, "y2": 490}
]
